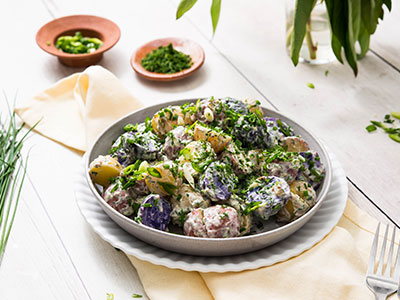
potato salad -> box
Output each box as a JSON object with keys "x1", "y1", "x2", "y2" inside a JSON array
[{"x1": 89, "y1": 97, "x2": 325, "y2": 238}]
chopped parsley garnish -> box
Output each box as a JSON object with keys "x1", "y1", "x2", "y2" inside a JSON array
[
  {"x1": 132, "y1": 294, "x2": 143, "y2": 298},
  {"x1": 110, "y1": 183, "x2": 120, "y2": 194},
  {"x1": 124, "y1": 123, "x2": 139, "y2": 132},
  {"x1": 158, "y1": 182, "x2": 177, "y2": 195},
  {"x1": 178, "y1": 210, "x2": 188, "y2": 227},
  {"x1": 144, "y1": 117, "x2": 153, "y2": 132},
  {"x1": 243, "y1": 201, "x2": 264, "y2": 215},
  {"x1": 147, "y1": 167, "x2": 162, "y2": 178},
  {"x1": 219, "y1": 212, "x2": 229, "y2": 220},
  {"x1": 276, "y1": 119, "x2": 292, "y2": 137},
  {"x1": 141, "y1": 43, "x2": 193, "y2": 74}
]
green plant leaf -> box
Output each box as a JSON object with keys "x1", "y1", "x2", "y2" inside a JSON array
[
  {"x1": 176, "y1": 0, "x2": 198, "y2": 19},
  {"x1": 343, "y1": 0, "x2": 360, "y2": 76},
  {"x1": 373, "y1": 0, "x2": 384, "y2": 22},
  {"x1": 325, "y1": 0, "x2": 346, "y2": 63},
  {"x1": 290, "y1": 0, "x2": 316, "y2": 66},
  {"x1": 383, "y1": 0, "x2": 392, "y2": 11},
  {"x1": 357, "y1": 21, "x2": 370, "y2": 59},
  {"x1": 210, "y1": 0, "x2": 221, "y2": 35},
  {"x1": 361, "y1": 0, "x2": 376, "y2": 34},
  {"x1": 331, "y1": 34, "x2": 344, "y2": 63}
]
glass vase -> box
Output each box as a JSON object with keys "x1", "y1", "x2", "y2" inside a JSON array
[{"x1": 285, "y1": 0, "x2": 336, "y2": 64}]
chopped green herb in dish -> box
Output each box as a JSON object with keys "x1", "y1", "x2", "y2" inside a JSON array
[
  {"x1": 56, "y1": 31, "x2": 103, "y2": 54},
  {"x1": 141, "y1": 43, "x2": 193, "y2": 74}
]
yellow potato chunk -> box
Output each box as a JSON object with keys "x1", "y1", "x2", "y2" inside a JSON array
[
  {"x1": 151, "y1": 106, "x2": 193, "y2": 136},
  {"x1": 282, "y1": 136, "x2": 310, "y2": 152},
  {"x1": 145, "y1": 161, "x2": 182, "y2": 196},
  {"x1": 277, "y1": 180, "x2": 316, "y2": 222},
  {"x1": 89, "y1": 155, "x2": 123, "y2": 187},
  {"x1": 193, "y1": 123, "x2": 231, "y2": 153}
]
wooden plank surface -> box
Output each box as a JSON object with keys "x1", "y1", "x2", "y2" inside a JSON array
[
  {"x1": 371, "y1": 3, "x2": 400, "y2": 71},
  {"x1": 0, "y1": 179, "x2": 91, "y2": 300}
]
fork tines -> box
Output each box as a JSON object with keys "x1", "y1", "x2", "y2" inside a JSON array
[{"x1": 367, "y1": 223, "x2": 400, "y2": 284}]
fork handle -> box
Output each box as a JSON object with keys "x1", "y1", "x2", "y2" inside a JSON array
[{"x1": 374, "y1": 294, "x2": 389, "y2": 300}]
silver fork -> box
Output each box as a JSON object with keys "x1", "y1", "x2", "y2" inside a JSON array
[{"x1": 366, "y1": 223, "x2": 400, "y2": 300}]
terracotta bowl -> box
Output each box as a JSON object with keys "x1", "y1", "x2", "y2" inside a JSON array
[
  {"x1": 36, "y1": 15, "x2": 120, "y2": 67},
  {"x1": 130, "y1": 37, "x2": 205, "y2": 81}
]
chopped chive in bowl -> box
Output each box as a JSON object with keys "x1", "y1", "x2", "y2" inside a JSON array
[{"x1": 56, "y1": 31, "x2": 103, "y2": 54}]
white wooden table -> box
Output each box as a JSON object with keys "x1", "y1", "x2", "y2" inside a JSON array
[{"x1": 0, "y1": 1, "x2": 399, "y2": 299}]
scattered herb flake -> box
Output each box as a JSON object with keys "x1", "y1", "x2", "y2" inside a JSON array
[
  {"x1": 365, "y1": 124, "x2": 377, "y2": 133},
  {"x1": 324, "y1": 70, "x2": 329, "y2": 76},
  {"x1": 389, "y1": 134, "x2": 400, "y2": 143},
  {"x1": 106, "y1": 293, "x2": 114, "y2": 300},
  {"x1": 367, "y1": 113, "x2": 400, "y2": 143},
  {"x1": 306, "y1": 82, "x2": 315, "y2": 89},
  {"x1": 132, "y1": 294, "x2": 143, "y2": 298},
  {"x1": 391, "y1": 112, "x2": 400, "y2": 120}
]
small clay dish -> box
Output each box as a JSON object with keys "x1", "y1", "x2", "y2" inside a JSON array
[
  {"x1": 36, "y1": 15, "x2": 120, "y2": 67},
  {"x1": 130, "y1": 37, "x2": 205, "y2": 82}
]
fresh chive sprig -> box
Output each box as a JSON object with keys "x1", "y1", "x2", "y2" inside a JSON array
[{"x1": 0, "y1": 96, "x2": 36, "y2": 265}]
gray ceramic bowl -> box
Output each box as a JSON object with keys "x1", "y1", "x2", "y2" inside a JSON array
[{"x1": 85, "y1": 99, "x2": 332, "y2": 256}]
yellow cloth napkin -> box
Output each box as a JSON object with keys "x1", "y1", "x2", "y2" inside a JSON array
[
  {"x1": 16, "y1": 66, "x2": 397, "y2": 300},
  {"x1": 15, "y1": 65, "x2": 142, "y2": 152}
]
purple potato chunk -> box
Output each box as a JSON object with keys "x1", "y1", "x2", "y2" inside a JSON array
[
  {"x1": 110, "y1": 132, "x2": 136, "y2": 167},
  {"x1": 231, "y1": 115, "x2": 272, "y2": 149},
  {"x1": 110, "y1": 131, "x2": 161, "y2": 166},
  {"x1": 246, "y1": 176, "x2": 291, "y2": 220},
  {"x1": 137, "y1": 194, "x2": 171, "y2": 231},
  {"x1": 218, "y1": 97, "x2": 249, "y2": 115},
  {"x1": 297, "y1": 150, "x2": 325, "y2": 190},
  {"x1": 128, "y1": 131, "x2": 161, "y2": 161},
  {"x1": 162, "y1": 126, "x2": 193, "y2": 160},
  {"x1": 199, "y1": 162, "x2": 238, "y2": 202}
]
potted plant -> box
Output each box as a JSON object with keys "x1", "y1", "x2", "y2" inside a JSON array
[{"x1": 176, "y1": 0, "x2": 392, "y2": 76}]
